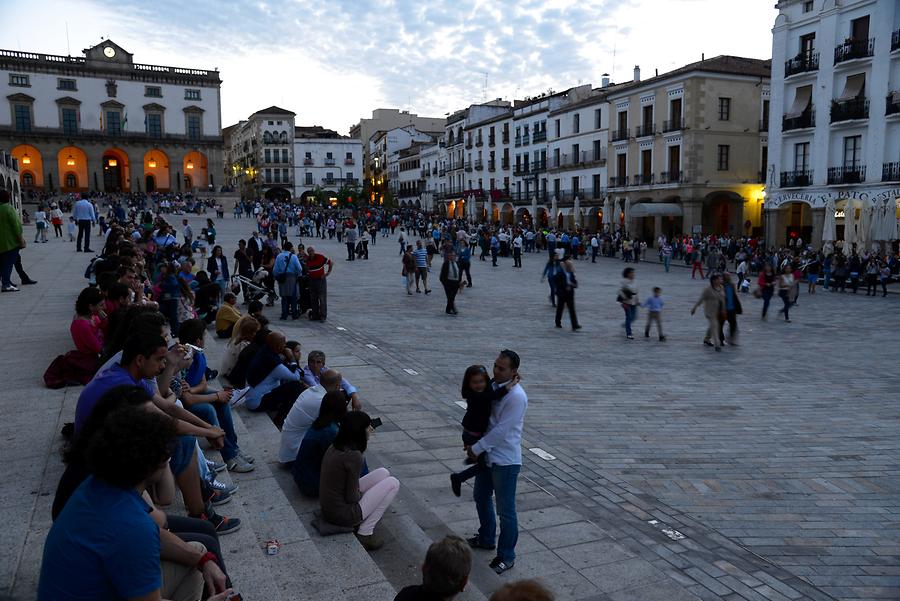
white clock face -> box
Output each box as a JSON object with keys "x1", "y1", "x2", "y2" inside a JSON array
[{"x1": 103, "y1": 46, "x2": 116, "y2": 58}]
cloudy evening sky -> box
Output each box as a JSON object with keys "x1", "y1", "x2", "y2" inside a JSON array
[{"x1": 5, "y1": 0, "x2": 775, "y2": 134}]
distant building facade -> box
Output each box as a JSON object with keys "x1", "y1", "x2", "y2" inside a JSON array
[{"x1": 0, "y1": 40, "x2": 224, "y2": 195}]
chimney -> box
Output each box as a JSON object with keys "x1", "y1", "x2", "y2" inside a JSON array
[
  {"x1": 633, "y1": 65, "x2": 641, "y2": 82},
  {"x1": 601, "y1": 73, "x2": 610, "y2": 88}
]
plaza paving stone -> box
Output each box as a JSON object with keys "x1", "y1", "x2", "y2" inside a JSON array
[{"x1": 2, "y1": 211, "x2": 898, "y2": 600}]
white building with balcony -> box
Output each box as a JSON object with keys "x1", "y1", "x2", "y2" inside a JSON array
[
  {"x1": 419, "y1": 142, "x2": 444, "y2": 211},
  {"x1": 292, "y1": 125, "x2": 362, "y2": 202},
  {"x1": 368, "y1": 125, "x2": 439, "y2": 204},
  {"x1": 546, "y1": 84, "x2": 610, "y2": 229},
  {"x1": 226, "y1": 106, "x2": 295, "y2": 200},
  {"x1": 767, "y1": 0, "x2": 900, "y2": 249},
  {"x1": 1, "y1": 40, "x2": 223, "y2": 195}
]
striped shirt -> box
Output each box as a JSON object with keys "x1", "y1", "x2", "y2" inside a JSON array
[{"x1": 413, "y1": 248, "x2": 428, "y2": 267}]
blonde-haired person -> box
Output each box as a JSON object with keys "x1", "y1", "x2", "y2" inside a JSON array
[{"x1": 219, "y1": 315, "x2": 260, "y2": 389}]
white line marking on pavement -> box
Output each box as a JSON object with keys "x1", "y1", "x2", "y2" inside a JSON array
[
  {"x1": 366, "y1": 343, "x2": 378, "y2": 349},
  {"x1": 403, "y1": 368, "x2": 419, "y2": 375},
  {"x1": 647, "y1": 520, "x2": 659, "y2": 525},
  {"x1": 454, "y1": 401, "x2": 467, "y2": 409},
  {"x1": 336, "y1": 326, "x2": 347, "y2": 331},
  {"x1": 529, "y1": 447, "x2": 556, "y2": 461},
  {"x1": 662, "y1": 527, "x2": 686, "y2": 541}
]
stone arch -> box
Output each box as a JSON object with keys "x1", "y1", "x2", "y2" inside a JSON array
[
  {"x1": 515, "y1": 207, "x2": 532, "y2": 227},
  {"x1": 703, "y1": 191, "x2": 743, "y2": 236},
  {"x1": 11, "y1": 144, "x2": 44, "y2": 189},
  {"x1": 144, "y1": 149, "x2": 171, "y2": 192},
  {"x1": 183, "y1": 150, "x2": 208, "y2": 192},
  {"x1": 101, "y1": 147, "x2": 131, "y2": 192},
  {"x1": 500, "y1": 202, "x2": 514, "y2": 225},
  {"x1": 57, "y1": 146, "x2": 88, "y2": 192}
]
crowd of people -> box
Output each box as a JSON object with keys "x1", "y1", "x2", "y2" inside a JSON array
[
  {"x1": 2, "y1": 186, "x2": 898, "y2": 600},
  {"x1": 5, "y1": 190, "x2": 558, "y2": 601}
]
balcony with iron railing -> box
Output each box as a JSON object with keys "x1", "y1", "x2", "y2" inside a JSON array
[
  {"x1": 659, "y1": 170, "x2": 684, "y2": 185},
  {"x1": 886, "y1": 93, "x2": 900, "y2": 116},
  {"x1": 893, "y1": 30, "x2": 900, "y2": 52},
  {"x1": 501, "y1": 159, "x2": 510, "y2": 169},
  {"x1": 303, "y1": 158, "x2": 314, "y2": 165},
  {"x1": 513, "y1": 164, "x2": 530, "y2": 176},
  {"x1": 522, "y1": 133, "x2": 530, "y2": 145},
  {"x1": 474, "y1": 159, "x2": 484, "y2": 170},
  {"x1": 827, "y1": 165, "x2": 866, "y2": 185},
  {"x1": 783, "y1": 109, "x2": 815, "y2": 131},
  {"x1": 785, "y1": 51, "x2": 819, "y2": 77},
  {"x1": 532, "y1": 130, "x2": 547, "y2": 143},
  {"x1": 609, "y1": 176, "x2": 628, "y2": 188},
  {"x1": 344, "y1": 157, "x2": 355, "y2": 165},
  {"x1": 780, "y1": 170, "x2": 813, "y2": 187},
  {"x1": 465, "y1": 139, "x2": 473, "y2": 149},
  {"x1": 834, "y1": 38, "x2": 875, "y2": 64},
  {"x1": 439, "y1": 169, "x2": 446, "y2": 177},
  {"x1": 464, "y1": 162, "x2": 472, "y2": 172},
  {"x1": 635, "y1": 123, "x2": 656, "y2": 138},
  {"x1": 432, "y1": 167, "x2": 438, "y2": 175},
  {"x1": 611, "y1": 128, "x2": 629, "y2": 142},
  {"x1": 502, "y1": 132, "x2": 510, "y2": 144},
  {"x1": 831, "y1": 98, "x2": 869, "y2": 123},
  {"x1": 662, "y1": 118, "x2": 683, "y2": 133},
  {"x1": 488, "y1": 160, "x2": 496, "y2": 171},
  {"x1": 475, "y1": 137, "x2": 483, "y2": 147},
  {"x1": 548, "y1": 150, "x2": 607, "y2": 170},
  {"x1": 514, "y1": 136, "x2": 522, "y2": 147},
  {"x1": 532, "y1": 159, "x2": 546, "y2": 172},
  {"x1": 324, "y1": 157, "x2": 336, "y2": 166},
  {"x1": 487, "y1": 136, "x2": 496, "y2": 147},
  {"x1": 633, "y1": 173, "x2": 655, "y2": 186},
  {"x1": 883, "y1": 162, "x2": 900, "y2": 181}
]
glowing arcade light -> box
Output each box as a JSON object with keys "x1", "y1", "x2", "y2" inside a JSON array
[
  {"x1": 186, "y1": 160, "x2": 194, "y2": 170},
  {"x1": 108, "y1": 158, "x2": 117, "y2": 167},
  {"x1": 66, "y1": 154, "x2": 75, "y2": 166},
  {"x1": 148, "y1": 156, "x2": 157, "y2": 168},
  {"x1": 21, "y1": 153, "x2": 31, "y2": 165}
]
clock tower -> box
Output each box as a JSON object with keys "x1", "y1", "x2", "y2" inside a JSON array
[{"x1": 82, "y1": 39, "x2": 134, "y2": 69}]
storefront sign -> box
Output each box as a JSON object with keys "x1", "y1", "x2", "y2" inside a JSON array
[{"x1": 767, "y1": 186, "x2": 900, "y2": 209}]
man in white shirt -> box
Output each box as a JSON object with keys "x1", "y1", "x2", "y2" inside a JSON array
[
  {"x1": 278, "y1": 369, "x2": 344, "y2": 463},
  {"x1": 467, "y1": 349, "x2": 527, "y2": 575}
]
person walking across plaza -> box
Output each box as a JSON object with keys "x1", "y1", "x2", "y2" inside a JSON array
[
  {"x1": 691, "y1": 274, "x2": 725, "y2": 351},
  {"x1": 511, "y1": 231, "x2": 523, "y2": 268},
  {"x1": 401, "y1": 246, "x2": 416, "y2": 296},
  {"x1": 458, "y1": 239, "x2": 473, "y2": 287},
  {"x1": 73, "y1": 195, "x2": 96, "y2": 253},
  {"x1": 305, "y1": 245, "x2": 333, "y2": 321},
  {"x1": 467, "y1": 349, "x2": 527, "y2": 575},
  {"x1": 642, "y1": 286, "x2": 665, "y2": 341},
  {"x1": 720, "y1": 273, "x2": 742, "y2": 345},
  {"x1": 440, "y1": 249, "x2": 463, "y2": 315},
  {"x1": 33, "y1": 205, "x2": 49, "y2": 243},
  {"x1": 618, "y1": 267, "x2": 638, "y2": 340},
  {"x1": 758, "y1": 263, "x2": 776, "y2": 319},
  {"x1": 50, "y1": 203, "x2": 64, "y2": 239},
  {"x1": 413, "y1": 240, "x2": 431, "y2": 294},
  {"x1": 777, "y1": 265, "x2": 794, "y2": 323},
  {"x1": 0, "y1": 190, "x2": 25, "y2": 292},
  {"x1": 553, "y1": 258, "x2": 581, "y2": 330}
]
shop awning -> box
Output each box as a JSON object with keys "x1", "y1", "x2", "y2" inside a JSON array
[
  {"x1": 836, "y1": 74, "x2": 865, "y2": 102},
  {"x1": 630, "y1": 203, "x2": 683, "y2": 217},
  {"x1": 785, "y1": 85, "x2": 813, "y2": 119}
]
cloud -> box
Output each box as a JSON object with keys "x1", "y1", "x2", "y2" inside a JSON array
[{"x1": 5, "y1": 0, "x2": 774, "y2": 134}]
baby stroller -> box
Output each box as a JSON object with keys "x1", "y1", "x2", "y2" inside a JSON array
[{"x1": 232, "y1": 267, "x2": 278, "y2": 307}]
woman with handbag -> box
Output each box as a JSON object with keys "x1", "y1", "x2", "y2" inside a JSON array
[
  {"x1": 691, "y1": 274, "x2": 725, "y2": 351},
  {"x1": 618, "y1": 267, "x2": 638, "y2": 340}
]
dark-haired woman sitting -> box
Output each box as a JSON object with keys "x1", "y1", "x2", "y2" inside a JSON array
[
  {"x1": 319, "y1": 412, "x2": 400, "y2": 550},
  {"x1": 292, "y1": 391, "x2": 348, "y2": 497}
]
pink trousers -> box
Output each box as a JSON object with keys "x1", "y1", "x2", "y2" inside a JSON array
[{"x1": 357, "y1": 468, "x2": 400, "y2": 536}]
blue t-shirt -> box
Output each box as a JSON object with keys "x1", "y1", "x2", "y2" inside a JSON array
[
  {"x1": 412, "y1": 248, "x2": 428, "y2": 267},
  {"x1": 38, "y1": 476, "x2": 161, "y2": 601},
  {"x1": 74, "y1": 365, "x2": 155, "y2": 433},
  {"x1": 185, "y1": 351, "x2": 208, "y2": 388}
]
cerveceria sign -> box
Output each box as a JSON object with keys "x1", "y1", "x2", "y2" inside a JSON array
[{"x1": 767, "y1": 187, "x2": 900, "y2": 209}]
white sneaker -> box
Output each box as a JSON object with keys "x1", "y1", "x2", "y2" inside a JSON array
[
  {"x1": 1, "y1": 285, "x2": 19, "y2": 292},
  {"x1": 229, "y1": 386, "x2": 250, "y2": 407},
  {"x1": 209, "y1": 478, "x2": 239, "y2": 495},
  {"x1": 226, "y1": 456, "x2": 255, "y2": 473}
]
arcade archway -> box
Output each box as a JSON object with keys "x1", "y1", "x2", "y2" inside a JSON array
[
  {"x1": 183, "y1": 151, "x2": 208, "y2": 192},
  {"x1": 57, "y1": 146, "x2": 88, "y2": 192},
  {"x1": 102, "y1": 148, "x2": 131, "y2": 192},
  {"x1": 11, "y1": 144, "x2": 43, "y2": 189},
  {"x1": 144, "y1": 149, "x2": 170, "y2": 192}
]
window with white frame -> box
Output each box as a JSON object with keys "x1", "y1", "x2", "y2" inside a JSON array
[
  {"x1": 185, "y1": 89, "x2": 201, "y2": 101},
  {"x1": 9, "y1": 74, "x2": 29, "y2": 87}
]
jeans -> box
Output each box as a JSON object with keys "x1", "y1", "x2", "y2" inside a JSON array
[
  {"x1": 778, "y1": 290, "x2": 790, "y2": 320},
  {"x1": 663, "y1": 256, "x2": 671, "y2": 272},
  {"x1": 823, "y1": 268, "x2": 831, "y2": 289},
  {"x1": 188, "y1": 401, "x2": 239, "y2": 462},
  {"x1": 280, "y1": 294, "x2": 298, "y2": 319},
  {"x1": 458, "y1": 260, "x2": 472, "y2": 286},
  {"x1": 309, "y1": 278, "x2": 327, "y2": 320},
  {"x1": 474, "y1": 464, "x2": 520, "y2": 563},
  {"x1": 622, "y1": 304, "x2": 636, "y2": 336},
  {"x1": 0, "y1": 247, "x2": 19, "y2": 287},
  {"x1": 76, "y1": 219, "x2": 92, "y2": 251}
]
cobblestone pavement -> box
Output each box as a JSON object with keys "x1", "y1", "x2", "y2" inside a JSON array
[
  {"x1": 3, "y1": 214, "x2": 898, "y2": 601},
  {"x1": 298, "y1": 222, "x2": 900, "y2": 601}
]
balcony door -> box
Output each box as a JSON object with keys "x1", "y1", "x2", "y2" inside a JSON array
[
  {"x1": 843, "y1": 135, "x2": 862, "y2": 170},
  {"x1": 794, "y1": 142, "x2": 810, "y2": 172},
  {"x1": 617, "y1": 153, "x2": 627, "y2": 181},
  {"x1": 851, "y1": 15, "x2": 869, "y2": 42},
  {"x1": 669, "y1": 98, "x2": 682, "y2": 127},
  {"x1": 641, "y1": 149, "x2": 652, "y2": 181},
  {"x1": 667, "y1": 145, "x2": 681, "y2": 179}
]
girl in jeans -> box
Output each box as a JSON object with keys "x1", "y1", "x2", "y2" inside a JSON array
[
  {"x1": 319, "y1": 412, "x2": 399, "y2": 550},
  {"x1": 449, "y1": 366, "x2": 516, "y2": 497},
  {"x1": 619, "y1": 267, "x2": 638, "y2": 339}
]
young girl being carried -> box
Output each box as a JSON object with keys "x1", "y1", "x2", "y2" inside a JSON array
[{"x1": 449, "y1": 365, "x2": 519, "y2": 497}]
